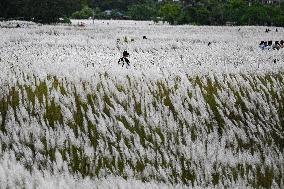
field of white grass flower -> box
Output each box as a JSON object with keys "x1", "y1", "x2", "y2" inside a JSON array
[{"x1": 0, "y1": 20, "x2": 283, "y2": 189}]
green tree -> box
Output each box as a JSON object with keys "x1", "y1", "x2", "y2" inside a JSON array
[
  {"x1": 72, "y1": 6, "x2": 94, "y2": 19},
  {"x1": 127, "y1": 4, "x2": 157, "y2": 20},
  {"x1": 176, "y1": 11, "x2": 190, "y2": 25},
  {"x1": 195, "y1": 7, "x2": 210, "y2": 25},
  {"x1": 92, "y1": 0, "x2": 132, "y2": 11},
  {"x1": 0, "y1": 0, "x2": 18, "y2": 18},
  {"x1": 159, "y1": 3, "x2": 181, "y2": 25},
  {"x1": 93, "y1": 7, "x2": 103, "y2": 19},
  {"x1": 27, "y1": 0, "x2": 70, "y2": 23},
  {"x1": 280, "y1": 0, "x2": 284, "y2": 9},
  {"x1": 241, "y1": 5, "x2": 269, "y2": 25},
  {"x1": 274, "y1": 15, "x2": 284, "y2": 27},
  {"x1": 0, "y1": 0, "x2": 84, "y2": 23},
  {"x1": 208, "y1": 0, "x2": 225, "y2": 25},
  {"x1": 183, "y1": 2, "x2": 212, "y2": 25},
  {"x1": 1, "y1": 0, "x2": 283, "y2": 26},
  {"x1": 224, "y1": 0, "x2": 246, "y2": 24}
]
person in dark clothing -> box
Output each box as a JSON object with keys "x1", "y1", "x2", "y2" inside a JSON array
[
  {"x1": 259, "y1": 41, "x2": 265, "y2": 50},
  {"x1": 118, "y1": 51, "x2": 130, "y2": 68},
  {"x1": 272, "y1": 41, "x2": 280, "y2": 50},
  {"x1": 208, "y1": 42, "x2": 211, "y2": 46},
  {"x1": 280, "y1": 40, "x2": 284, "y2": 48}
]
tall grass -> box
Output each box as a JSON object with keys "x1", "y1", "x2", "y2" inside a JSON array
[{"x1": 0, "y1": 71, "x2": 283, "y2": 188}]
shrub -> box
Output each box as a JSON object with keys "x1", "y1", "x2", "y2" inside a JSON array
[
  {"x1": 274, "y1": 15, "x2": 284, "y2": 27},
  {"x1": 72, "y1": 6, "x2": 94, "y2": 19}
]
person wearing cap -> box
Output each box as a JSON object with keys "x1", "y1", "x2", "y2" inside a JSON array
[{"x1": 118, "y1": 51, "x2": 130, "y2": 68}]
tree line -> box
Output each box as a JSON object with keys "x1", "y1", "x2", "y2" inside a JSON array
[
  {"x1": 1, "y1": 0, "x2": 284, "y2": 26},
  {"x1": 0, "y1": 0, "x2": 92, "y2": 23}
]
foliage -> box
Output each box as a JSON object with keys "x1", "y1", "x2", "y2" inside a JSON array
[
  {"x1": 59, "y1": 16, "x2": 72, "y2": 24},
  {"x1": 1, "y1": 0, "x2": 284, "y2": 27},
  {"x1": 127, "y1": 4, "x2": 157, "y2": 20},
  {"x1": 92, "y1": 0, "x2": 156, "y2": 11},
  {"x1": 240, "y1": 5, "x2": 269, "y2": 25},
  {"x1": 72, "y1": 6, "x2": 94, "y2": 19},
  {"x1": 224, "y1": 0, "x2": 246, "y2": 24},
  {"x1": 93, "y1": 7, "x2": 103, "y2": 19},
  {"x1": 183, "y1": 6, "x2": 209, "y2": 25},
  {"x1": 0, "y1": 0, "x2": 90, "y2": 24},
  {"x1": 159, "y1": 3, "x2": 181, "y2": 25},
  {"x1": 274, "y1": 15, "x2": 284, "y2": 26}
]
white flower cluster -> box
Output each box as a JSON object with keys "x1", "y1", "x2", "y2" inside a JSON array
[{"x1": 0, "y1": 20, "x2": 283, "y2": 188}]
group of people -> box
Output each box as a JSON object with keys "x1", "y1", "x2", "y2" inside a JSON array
[
  {"x1": 265, "y1": 28, "x2": 278, "y2": 33},
  {"x1": 117, "y1": 40, "x2": 283, "y2": 68},
  {"x1": 259, "y1": 40, "x2": 284, "y2": 50}
]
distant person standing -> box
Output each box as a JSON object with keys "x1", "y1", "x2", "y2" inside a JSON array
[{"x1": 118, "y1": 51, "x2": 130, "y2": 68}]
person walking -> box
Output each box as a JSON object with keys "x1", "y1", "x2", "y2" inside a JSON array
[{"x1": 118, "y1": 51, "x2": 130, "y2": 68}]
